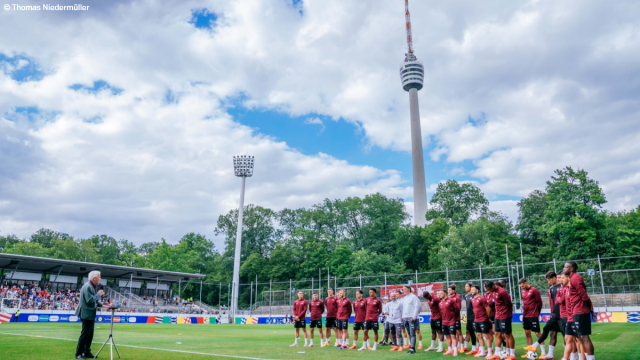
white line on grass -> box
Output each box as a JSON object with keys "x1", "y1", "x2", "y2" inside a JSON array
[{"x1": 0, "y1": 332, "x2": 279, "y2": 360}]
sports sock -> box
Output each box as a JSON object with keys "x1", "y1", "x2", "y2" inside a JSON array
[
  {"x1": 569, "y1": 353, "x2": 576, "y2": 360},
  {"x1": 495, "y1": 346, "x2": 500, "y2": 354},
  {"x1": 532, "y1": 342, "x2": 540, "y2": 348},
  {"x1": 578, "y1": 354, "x2": 583, "y2": 360},
  {"x1": 453, "y1": 347, "x2": 458, "y2": 355},
  {"x1": 419, "y1": 340, "x2": 422, "y2": 346},
  {"x1": 587, "y1": 356, "x2": 595, "y2": 360},
  {"x1": 295, "y1": 337, "x2": 298, "y2": 344},
  {"x1": 309, "y1": 339, "x2": 313, "y2": 346},
  {"x1": 373, "y1": 342, "x2": 377, "y2": 350},
  {"x1": 510, "y1": 349, "x2": 516, "y2": 356},
  {"x1": 337, "y1": 339, "x2": 341, "y2": 345},
  {"x1": 472, "y1": 345, "x2": 476, "y2": 351},
  {"x1": 478, "y1": 346, "x2": 485, "y2": 355},
  {"x1": 464, "y1": 341, "x2": 468, "y2": 349},
  {"x1": 487, "y1": 349, "x2": 493, "y2": 357},
  {"x1": 304, "y1": 338, "x2": 308, "y2": 346},
  {"x1": 541, "y1": 344, "x2": 546, "y2": 355},
  {"x1": 438, "y1": 339, "x2": 443, "y2": 347},
  {"x1": 549, "y1": 345, "x2": 555, "y2": 356},
  {"x1": 353, "y1": 340, "x2": 357, "y2": 346},
  {"x1": 431, "y1": 340, "x2": 435, "y2": 348}
]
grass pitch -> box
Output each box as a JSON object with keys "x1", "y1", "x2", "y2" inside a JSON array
[{"x1": 0, "y1": 322, "x2": 638, "y2": 360}]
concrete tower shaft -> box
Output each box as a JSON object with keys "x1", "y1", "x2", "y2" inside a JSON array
[{"x1": 400, "y1": 0, "x2": 428, "y2": 227}]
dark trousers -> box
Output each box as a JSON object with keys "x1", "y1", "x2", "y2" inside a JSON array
[
  {"x1": 403, "y1": 318, "x2": 418, "y2": 350},
  {"x1": 76, "y1": 319, "x2": 95, "y2": 356}
]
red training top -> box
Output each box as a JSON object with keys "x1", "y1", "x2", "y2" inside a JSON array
[
  {"x1": 309, "y1": 299, "x2": 325, "y2": 321},
  {"x1": 494, "y1": 286, "x2": 513, "y2": 320},
  {"x1": 438, "y1": 297, "x2": 460, "y2": 326},
  {"x1": 569, "y1": 272, "x2": 591, "y2": 316},
  {"x1": 521, "y1": 286, "x2": 543, "y2": 318},
  {"x1": 364, "y1": 296, "x2": 383, "y2": 321},
  {"x1": 448, "y1": 293, "x2": 462, "y2": 320},
  {"x1": 337, "y1": 298, "x2": 353, "y2": 320},
  {"x1": 353, "y1": 298, "x2": 366, "y2": 323},
  {"x1": 293, "y1": 298, "x2": 308, "y2": 319},
  {"x1": 485, "y1": 291, "x2": 496, "y2": 317},
  {"x1": 471, "y1": 295, "x2": 489, "y2": 322},
  {"x1": 427, "y1": 297, "x2": 442, "y2": 320},
  {"x1": 555, "y1": 286, "x2": 571, "y2": 320},
  {"x1": 324, "y1": 296, "x2": 338, "y2": 318}
]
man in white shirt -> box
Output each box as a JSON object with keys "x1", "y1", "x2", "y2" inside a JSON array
[
  {"x1": 400, "y1": 285, "x2": 422, "y2": 354},
  {"x1": 386, "y1": 292, "x2": 404, "y2": 352}
]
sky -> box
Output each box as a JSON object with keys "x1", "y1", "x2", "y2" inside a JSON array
[{"x1": 1, "y1": 0, "x2": 639, "y2": 250}]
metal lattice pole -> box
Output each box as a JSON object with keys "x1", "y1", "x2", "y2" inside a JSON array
[{"x1": 598, "y1": 254, "x2": 607, "y2": 311}]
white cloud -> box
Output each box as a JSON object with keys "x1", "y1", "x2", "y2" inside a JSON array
[{"x1": 1, "y1": 0, "x2": 639, "y2": 245}]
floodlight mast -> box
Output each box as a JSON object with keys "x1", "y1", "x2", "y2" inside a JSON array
[{"x1": 230, "y1": 155, "x2": 254, "y2": 322}]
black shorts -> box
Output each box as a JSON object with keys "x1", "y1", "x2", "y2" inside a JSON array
[
  {"x1": 474, "y1": 321, "x2": 491, "y2": 334},
  {"x1": 336, "y1": 319, "x2": 349, "y2": 331},
  {"x1": 310, "y1": 319, "x2": 322, "y2": 328},
  {"x1": 442, "y1": 324, "x2": 457, "y2": 336},
  {"x1": 455, "y1": 319, "x2": 462, "y2": 331},
  {"x1": 354, "y1": 322, "x2": 364, "y2": 331},
  {"x1": 543, "y1": 316, "x2": 562, "y2": 334},
  {"x1": 523, "y1": 317, "x2": 541, "y2": 332},
  {"x1": 294, "y1": 319, "x2": 306, "y2": 328},
  {"x1": 466, "y1": 317, "x2": 475, "y2": 332},
  {"x1": 325, "y1": 317, "x2": 336, "y2": 329},
  {"x1": 364, "y1": 320, "x2": 379, "y2": 331},
  {"x1": 573, "y1": 313, "x2": 592, "y2": 336},
  {"x1": 559, "y1": 318, "x2": 568, "y2": 336},
  {"x1": 489, "y1": 316, "x2": 495, "y2": 325},
  {"x1": 430, "y1": 318, "x2": 442, "y2": 332},
  {"x1": 565, "y1": 321, "x2": 577, "y2": 337},
  {"x1": 494, "y1": 318, "x2": 512, "y2": 335}
]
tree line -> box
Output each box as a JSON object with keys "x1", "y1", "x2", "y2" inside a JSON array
[{"x1": 1, "y1": 166, "x2": 639, "y2": 306}]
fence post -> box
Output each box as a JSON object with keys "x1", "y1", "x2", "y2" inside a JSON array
[
  {"x1": 335, "y1": 276, "x2": 337, "y2": 292},
  {"x1": 520, "y1": 242, "x2": 525, "y2": 278},
  {"x1": 479, "y1": 264, "x2": 483, "y2": 295},
  {"x1": 319, "y1": 268, "x2": 322, "y2": 298},
  {"x1": 385, "y1": 272, "x2": 387, "y2": 294},
  {"x1": 598, "y1": 254, "x2": 607, "y2": 311},
  {"x1": 446, "y1": 268, "x2": 449, "y2": 288},
  {"x1": 553, "y1": 258, "x2": 557, "y2": 273},
  {"x1": 200, "y1": 280, "x2": 202, "y2": 310},
  {"x1": 312, "y1": 277, "x2": 314, "y2": 295},
  {"x1": 269, "y1": 279, "x2": 272, "y2": 320},
  {"x1": 327, "y1": 268, "x2": 330, "y2": 291},
  {"x1": 515, "y1": 261, "x2": 521, "y2": 311},
  {"x1": 289, "y1": 279, "x2": 292, "y2": 306},
  {"x1": 360, "y1": 274, "x2": 362, "y2": 289},
  {"x1": 250, "y1": 281, "x2": 253, "y2": 316},
  {"x1": 415, "y1": 270, "x2": 418, "y2": 286},
  {"x1": 505, "y1": 245, "x2": 514, "y2": 312}
]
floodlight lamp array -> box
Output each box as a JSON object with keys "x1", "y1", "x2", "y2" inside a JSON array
[{"x1": 233, "y1": 155, "x2": 254, "y2": 177}]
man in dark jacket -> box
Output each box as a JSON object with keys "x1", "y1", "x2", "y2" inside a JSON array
[{"x1": 75, "y1": 271, "x2": 104, "y2": 359}]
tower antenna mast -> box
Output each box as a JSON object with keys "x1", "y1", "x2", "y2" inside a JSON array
[{"x1": 405, "y1": 0, "x2": 413, "y2": 54}]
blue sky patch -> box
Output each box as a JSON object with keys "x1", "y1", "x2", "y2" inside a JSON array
[
  {"x1": 69, "y1": 80, "x2": 123, "y2": 95},
  {"x1": 190, "y1": 8, "x2": 218, "y2": 29},
  {"x1": 226, "y1": 103, "x2": 491, "y2": 200},
  {"x1": 0, "y1": 53, "x2": 45, "y2": 82}
]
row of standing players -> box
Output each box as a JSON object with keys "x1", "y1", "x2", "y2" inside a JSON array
[{"x1": 289, "y1": 261, "x2": 596, "y2": 360}]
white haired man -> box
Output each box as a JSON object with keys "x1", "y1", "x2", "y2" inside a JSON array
[{"x1": 75, "y1": 271, "x2": 104, "y2": 359}]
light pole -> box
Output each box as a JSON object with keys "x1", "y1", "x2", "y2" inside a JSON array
[{"x1": 230, "y1": 155, "x2": 254, "y2": 322}]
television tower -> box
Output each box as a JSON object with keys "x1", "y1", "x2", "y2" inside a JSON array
[{"x1": 400, "y1": 0, "x2": 428, "y2": 227}]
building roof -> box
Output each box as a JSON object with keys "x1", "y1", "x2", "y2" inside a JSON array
[{"x1": 0, "y1": 253, "x2": 205, "y2": 283}]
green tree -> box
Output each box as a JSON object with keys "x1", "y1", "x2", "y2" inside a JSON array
[
  {"x1": 394, "y1": 219, "x2": 449, "y2": 272},
  {"x1": 438, "y1": 219, "x2": 500, "y2": 270},
  {"x1": 30, "y1": 228, "x2": 71, "y2": 248},
  {"x1": 0, "y1": 234, "x2": 21, "y2": 252},
  {"x1": 426, "y1": 180, "x2": 489, "y2": 225},
  {"x1": 544, "y1": 167, "x2": 613, "y2": 259},
  {"x1": 3, "y1": 241, "x2": 51, "y2": 257},
  {"x1": 351, "y1": 249, "x2": 406, "y2": 276},
  {"x1": 216, "y1": 205, "x2": 280, "y2": 261},
  {"x1": 516, "y1": 190, "x2": 550, "y2": 260}
]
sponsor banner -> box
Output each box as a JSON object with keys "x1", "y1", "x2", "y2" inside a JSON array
[
  {"x1": 14, "y1": 313, "x2": 212, "y2": 324},
  {"x1": 38, "y1": 315, "x2": 49, "y2": 322},
  {"x1": 49, "y1": 315, "x2": 59, "y2": 322},
  {"x1": 28, "y1": 315, "x2": 39, "y2": 322}
]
